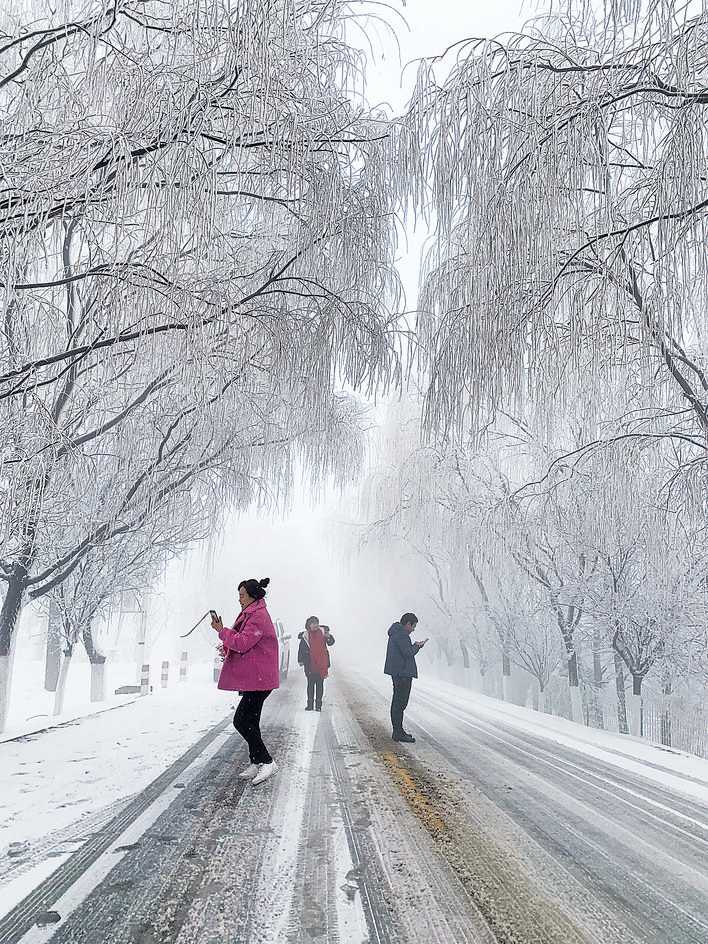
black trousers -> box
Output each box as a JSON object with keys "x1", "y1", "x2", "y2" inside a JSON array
[
  {"x1": 233, "y1": 690, "x2": 272, "y2": 764},
  {"x1": 306, "y1": 673, "x2": 324, "y2": 708},
  {"x1": 390, "y1": 676, "x2": 413, "y2": 734}
]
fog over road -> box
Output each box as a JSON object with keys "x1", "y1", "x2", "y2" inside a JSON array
[{"x1": 3, "y1": 673, "x2": 707, "y2": 944}]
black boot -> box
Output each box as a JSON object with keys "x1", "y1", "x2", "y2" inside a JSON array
[
  {"x1": 392, "y1": 731, "x2": 416, "y2": 743},
  {"x1": 305, "y1": 704, "x2": 314, "y2": 711}
]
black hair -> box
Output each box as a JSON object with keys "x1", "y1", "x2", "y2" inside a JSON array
[
  {"x1": 305, "y1": 615, "x2": 319, "y2": 630},
  {"x1": 400, "y1": 612, "x2": 418, "y2": 627},
  {"x1": 238, "y1": 577, "x2": 270, "y2": 601}
]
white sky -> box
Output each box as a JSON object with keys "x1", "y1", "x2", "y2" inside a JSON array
[{"x1": 363, "y1": 0, "x2": 528, "y2": 112}]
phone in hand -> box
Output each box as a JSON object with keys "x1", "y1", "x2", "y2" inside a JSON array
[{"x1": 210, "y1": 609, "x2": 218, "y2": 619}]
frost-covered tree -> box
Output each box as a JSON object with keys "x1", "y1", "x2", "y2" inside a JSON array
[
  {"x1": 1, "y1": 372, "x2": 369, "y2": 728},
  {"x1": 44, "y1": 496, "x2": 207, "y2": 709},
  {"x1": 353, "y1": 391, "x2": 707, "y2": 734},
  {"x1": 0, "y1": 0, "x2": 401, "y2": 730},
  {"x1": 496, "y1": 586, "x2": 560, "y2": 713},
  {"x1": 574, "y1": 452, "x2": 708, "y2": 729},
  {"x1": 352, "y1": 0, "x2": 708, "y2": 741},
  {"x1": 401, "y1": 0, "x2": 708, "y2": 486}
]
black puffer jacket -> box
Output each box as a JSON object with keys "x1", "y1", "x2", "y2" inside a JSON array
[{"x1": 384, "y1": 623, "x2": 421, "y2": 678}]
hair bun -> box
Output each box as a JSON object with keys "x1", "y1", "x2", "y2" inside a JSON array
[{"x1": 259, "y1": 577, "x2": 270, "y2": 589}]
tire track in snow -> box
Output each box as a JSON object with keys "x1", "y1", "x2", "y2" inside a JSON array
[
  {"x1": 409, "y1": 689, "x2": 708, "y2": 942},
  {"x1": 283, "y1": 712, "x2": 372, "y2": 944},
  {"x1": 328, "y1": 682, "x2": 495, "y2": 944},
  {"x1": 414, "y1": 691, "x2": 708, "y2": 849},
  {"x1": 0, "y1": 796, "x2": 134, "y2": 888},
  {"x1": 0, "y1": 714, "x2": 232, "y2": 944},
  {"x1": 29, "y1": 726, "x2": 250, "y2": 944},
  {"x1": 283, "y1": 716, "x2": 343, "y2": 944},
  {"x1": 230, "y1": 704, "x2": 320, "y2": 944},
  {"x1": 325, "y1": 712, "x2": 396, "y2": 944},
  {"x1": 340, "y1": 680, "x2": 592, "y2": 944},
  {"x1": 404, "y1": 682, "x2": 708, "y2": 944},
  {"x1": 26, "y1": 682, "x2": 309, "y2": 944}
]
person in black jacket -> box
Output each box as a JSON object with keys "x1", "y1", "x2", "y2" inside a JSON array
[
  {"x1": 384, "y1": 613, "x2": 428, "y2": 742},
  {"x1": 297, "y1": 616, "x2": 335, "y2": 711}
]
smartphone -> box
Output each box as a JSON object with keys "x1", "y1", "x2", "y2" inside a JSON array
[{"x1": 210, "y1": 609, "x2": 219, "y2": 620}]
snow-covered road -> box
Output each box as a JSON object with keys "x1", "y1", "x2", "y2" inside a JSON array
[{"x1": 1, "y1": 673, "x2": 707, "y2": 944}]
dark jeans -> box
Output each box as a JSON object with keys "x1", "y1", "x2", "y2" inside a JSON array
[
  {"x1": 234, "y1": 690, "x2": 272, "y2": 764},
  {"x1": 390, "y1": 676, "x2": 413, "y2": 735},
  {"x1": 306, "y1": 674, "x2": 324, "y2": 708}
]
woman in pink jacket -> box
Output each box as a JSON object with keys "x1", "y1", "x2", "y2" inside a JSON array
[{"x1": 211, "y1": 577, "x2": 280, "y2": 785}]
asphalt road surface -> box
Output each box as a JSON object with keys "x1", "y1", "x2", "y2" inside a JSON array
[{"x1": 3, "y1": 673, "x2": 707, "y2": 944}]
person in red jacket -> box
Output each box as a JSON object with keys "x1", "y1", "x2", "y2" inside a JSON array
[
  {"x1": 211, "y1": 577, "x2": 279, "y2": 785},
  {"x1": 297, "y1": 616, "x2": 335, "y2": 711}
]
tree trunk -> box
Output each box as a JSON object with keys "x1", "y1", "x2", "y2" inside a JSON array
[
  {"x1": 83, "y1": 624, "x2": 107, "y2": 702},
  {"x1": 628, "y1": 674, "x2": 643, "y2": 737},
  {"x1": 567, "y1": 649, "x2": 579, "y2": 687},
  {"x1": 44, "y1": 599, "x2": 62, "y2": 692},
  {"x1": 592, "y1": 627, "x2": 603, "y2": 685},
  {"x1": 559, "y1": 638, "x2": 583, "y2": 722},
  {"x1": 477, "y1": 650, "x2": 488, "y2": 693},
  {"x1": 660, "y1": 676, "x2": 672, "y2": 747},
  {"x1": 501, "y1": 651, "x2": 511, "y2": 702},
  {"x1": 537, "y1": 683, "x2": 546, "y2": 714},
  {"x1": 0, "y1": 569, "x2": 27, "y2": 733},
  {"x1": 0, "y1": 640, "x2": 17, "y2": 735},
  {"x1": 614, "y1": 650, "x2": 629, "y2": 735},
  {"x1": 90, "y1": 661, "x2": 106, "y2": 703},
  {"x1": 589, "y1": 630, "x2": 604, "y2": 728},
  {"x1": 135, "y1": 609, "x2": 148, "y2": 684},
  {"x1": 439, "y1": 638, "x2": 454, "y2": 667},
  {"x1": 589, "y1": 686, "x2": 604, "y2": 729},
  {"x1": 628, "y1": 692, "x2": 642, "y2": 737},
  {"x1": 53, "y1": 645, "x2": 73, "y2": 716},
  {"x1": 569, "y1": 685, "x2": 584, "y2": 724}
]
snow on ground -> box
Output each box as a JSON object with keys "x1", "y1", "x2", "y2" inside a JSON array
[
  {"x1": 4, "y1": 659, "x2": 706, "y2": 932},
  {"x1": 3, "y1": 658, "x2": 215, "y2": 740},
  {"x1": 0, "y1": 674, "x2": 232, "y2": 854},
  {"x1": 415, "y1": 676, "x2": 708, "y2": 803}
]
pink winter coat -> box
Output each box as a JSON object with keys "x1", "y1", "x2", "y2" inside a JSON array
[{"x1": 217, "y1": 598, "x2": 280, "y2": 692}]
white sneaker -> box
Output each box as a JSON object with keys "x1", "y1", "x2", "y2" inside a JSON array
[
  {"x1": 239, "y1": 763, "x2": 260, "y2": 780},
  {"x1": 251, "y1": 762, "x2": 277, "y2": 785}
]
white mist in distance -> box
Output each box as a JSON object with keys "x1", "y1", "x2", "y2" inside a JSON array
[{"x1": 160, "y1": 504, "x2": 409, "y2": 680}]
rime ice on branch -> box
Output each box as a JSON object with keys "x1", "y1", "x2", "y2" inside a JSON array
[
  {"x1": 400, "y1": 0, "x2": 708, "y2": 468},
  {"x1": 0, "y1": 0, "x2": 401, "y2": 731}
]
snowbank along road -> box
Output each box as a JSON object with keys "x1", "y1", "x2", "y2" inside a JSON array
[{"x1": 1, "y1": 673, "x2": 707, "y2": 944}]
